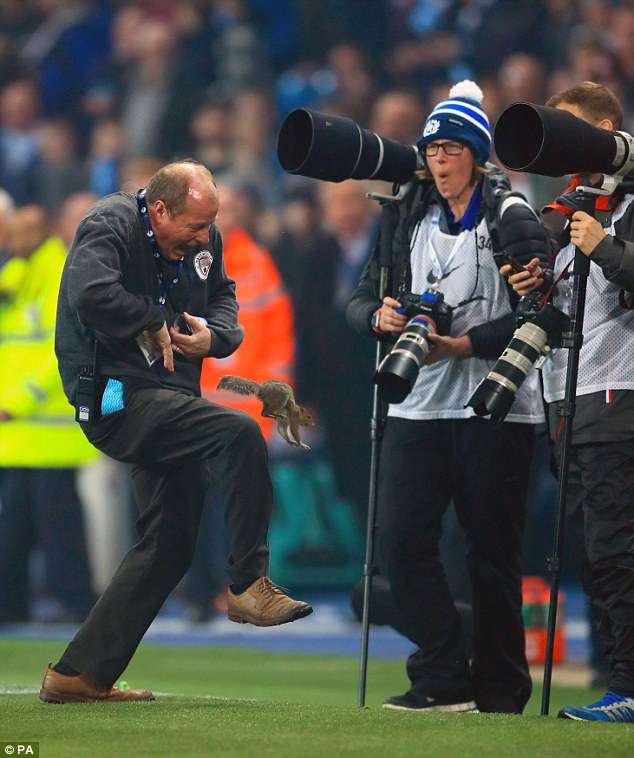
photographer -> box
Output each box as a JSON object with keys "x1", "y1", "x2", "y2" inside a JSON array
[
  {"x1": 503, "y1": 82, "x2": 634, "y2": 722},
  {"x1": 347, "y1": 82, "x2": 545, "y2": 714}
]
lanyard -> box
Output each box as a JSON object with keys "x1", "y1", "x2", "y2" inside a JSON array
[
  {"x1": 424, "y1": 207, "x2": 468, "y2": 283},
  {"x1": 411, "y1": 207, "x2": 483, "y2": 309},
  {"x1": 136, "y1": 189, "x2": 183, "y2": 308}
]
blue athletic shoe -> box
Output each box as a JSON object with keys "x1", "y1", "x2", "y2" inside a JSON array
[{"x1": 558, "y1": 691, "x2": 634, "y2": 721}]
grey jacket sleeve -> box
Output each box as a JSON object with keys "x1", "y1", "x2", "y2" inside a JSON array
[
  {"x1": 203, "y1": 228, "x2": 243, "y2": 358},
  {"x1": 66, "y1": 211, "x2": 165, "y2": 338}
]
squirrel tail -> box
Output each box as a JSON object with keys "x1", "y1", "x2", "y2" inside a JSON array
[{"x1": 217, "y1": 375, "x2": 260, "y2": 396}]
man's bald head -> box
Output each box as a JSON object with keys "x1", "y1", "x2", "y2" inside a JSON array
[
  {"x1": 146, "y1": 161, "x2": 220, "y2": 262},
  {"x1": 145, "y1": 160, "x2": 217, "y2": 217}
]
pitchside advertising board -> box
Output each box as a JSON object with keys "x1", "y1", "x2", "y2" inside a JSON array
[{"x1": 523, "y1": 576, "x2": 566, "y2": 665}]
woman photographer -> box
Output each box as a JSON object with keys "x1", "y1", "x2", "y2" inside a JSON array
[{"x1": 347, "y1": 81, "x2": 545, "y2": 713}]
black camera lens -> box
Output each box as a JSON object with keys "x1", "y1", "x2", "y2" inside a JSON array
[
  {"x1": 375, "y1": 315, "x2": 436, "y2": 404},
  {"x1": 277, "y1": 108, "x2": 418, "y2": 184},
  {"x1": 467, "y1": 321, "x2": 548, "y2": 421}
]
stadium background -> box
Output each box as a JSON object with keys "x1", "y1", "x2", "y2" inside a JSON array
[{"x1": 1, "y1": 0, "x2": 631, "y2": 683}]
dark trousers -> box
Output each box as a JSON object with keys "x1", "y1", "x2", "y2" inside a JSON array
[
  {"x1": 558, "y1": 440, "x2": 634, "y2": 696},
  {"x1": 378, "y1": 417, "x2": 533, "y2": 709},
  {"x1": 59, "y1": 386, "x2": 272, "y2": 687},
  {"x1": 0, "y1": 467, "x2": 94, "y2": 621}
]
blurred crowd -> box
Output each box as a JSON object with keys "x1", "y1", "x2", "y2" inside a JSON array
[{"x1": 0, "y1": 0, "x2": 631, "y2": 641}]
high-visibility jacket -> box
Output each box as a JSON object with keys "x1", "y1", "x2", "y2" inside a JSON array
[
  {"x1": 0, "y1": 256, "x2": 27, "y2": 306},
  {"x1": 0, "y1": 237, "x2": 98, "y2": 466},
  {"x1": 200, "y1": 228, "x2": 295, "y2": 441}
]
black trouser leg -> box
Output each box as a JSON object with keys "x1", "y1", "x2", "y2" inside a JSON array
[
  {"x1": 453, "y1": 420, "x2": 533, "y2": 711},
  {"x1": 379, "y1": 417, "x2": 532, "y2": 705},
  {"x1": 0, "y1": 469, "x2": 33, "y2": 620},
  {"x1": 555, "y1": 445, "x2": 613, "y2": 679},
  {"x1": 84, "y1": 388, "x2": 272, "y2": 582},
  {"x1": 379, "y1": 418, "x2": 472, "y2": 697},
  {"x1": 58, "y1": 387, "x2": 273, "y2": 687},
  {"x1": 60, "y1": 459, "x2": 209, "y2": 686},
  {"x1": 575, "y1": 441, "x2": 634, "y2": 696}
]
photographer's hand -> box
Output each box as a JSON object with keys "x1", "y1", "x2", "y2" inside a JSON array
[
  {"x1": 379, "y1": 297, "x2": 408, "y2": 332},
  {"x1": 569, "y1": 211, "x2": 606, "y2": 256},
  {"x1": 424, "y1": 333, "x2": 472, "y2": 365},
  {"x1": 169, "y1": 312, "x2": 211, "y2": 358},
  {"x1": 502, "y1": 257, "x2": 543, "y2": 297}
]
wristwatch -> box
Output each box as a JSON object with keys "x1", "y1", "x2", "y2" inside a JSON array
[{"x1": 371, "y1": 308, "x2": 383, "y2": 333}]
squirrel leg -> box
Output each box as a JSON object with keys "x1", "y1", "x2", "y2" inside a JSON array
[
  {"x1": 276, "y1": 417, "x2": 297, "y2": 446},
  {"x1": 289, "y1": 417, "x2": 310, "y2": 449}
]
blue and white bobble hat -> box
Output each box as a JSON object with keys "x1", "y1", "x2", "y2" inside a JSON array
[{"x1": 417, "y1": 80, "x2": 491, "y2": 166}]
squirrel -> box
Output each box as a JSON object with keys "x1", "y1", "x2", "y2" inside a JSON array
[{"x1": 217, "y1": 375, "x2": 314, "y2": 449}]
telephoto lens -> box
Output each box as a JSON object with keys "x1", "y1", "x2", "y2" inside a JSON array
[
  {"x1": 375, "y1": 315, "x2": 438, "y2": 404},
  {"x1": 494, "y1": 101, "x2": 634, "y2": 178},
  {"x1": 467, "y1": 321, "x2": 548, "y2": 421},
  {"x1": 277, "y1": 108, "x2": 419, "y2": 184},
  {"x1": 467, "y1": 296, "x2": 568, "y2": 421}
]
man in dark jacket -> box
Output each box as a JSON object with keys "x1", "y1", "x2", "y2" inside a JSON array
[{"x1": 39, "y1": 160, "x2": 312, "y2": 704}]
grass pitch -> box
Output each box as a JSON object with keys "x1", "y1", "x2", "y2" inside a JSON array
[{"x1": 1, "y1": 640, "x2": 632, "y2": 757}]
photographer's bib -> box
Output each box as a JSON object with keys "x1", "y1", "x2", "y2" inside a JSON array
[
  {"x1": 389, "y1": 208, "x2": 543, "y2": 422},
  {"x1": 542, "y1": 193, "x2": 634, "y2": 403}
]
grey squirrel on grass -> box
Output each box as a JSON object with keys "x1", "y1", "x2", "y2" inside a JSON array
[{"x1": 217, "y1": 376, "x2": 314, "y2": 449}]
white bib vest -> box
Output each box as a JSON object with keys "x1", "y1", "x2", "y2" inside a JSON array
[
  {"x1": 542, "y1": 194, "x2": 634, "y2": 403},
  {"x1": 389, "y1": 209, "x2": 544, "y2": 423}
]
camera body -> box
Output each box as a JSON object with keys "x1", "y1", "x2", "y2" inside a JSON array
[
  {"x1": 515, "y1": 289, "x2": 569, "y2": 347},
  {"x1": 375, "y1": 289, "x2": 453, "y2": 404},
  {"x1": 399, "y1": 289, "x2": 453, "y2": 334}
]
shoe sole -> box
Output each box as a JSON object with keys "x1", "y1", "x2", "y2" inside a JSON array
[
  {"x1": 557, "y1": 710, "x2": 624, "y2": 722},
  {"x1": 383, "y1": 701, "x2": 479, "y2": 713},
  {"x1": 40, "y1": 689, "x2": 107, "y2": 704},
  {"x1": 228, "y1": 604, "x2": 313, "y2": 627},
  {"x1": 39, "y1": 689, "x2": 155, "y2": 704}
]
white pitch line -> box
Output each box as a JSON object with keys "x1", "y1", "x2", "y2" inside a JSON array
[{"x1": 0, "y1": 686, "x2": 262, "y2": 702}]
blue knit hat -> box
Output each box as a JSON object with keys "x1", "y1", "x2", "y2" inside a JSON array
[{"x1": 417, "y1": 81, "x2": 491, "y2": 166}]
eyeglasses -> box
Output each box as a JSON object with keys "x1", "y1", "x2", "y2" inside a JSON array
[{"x1": 424, "y1": 141, "x2": 465, "y2": 157}]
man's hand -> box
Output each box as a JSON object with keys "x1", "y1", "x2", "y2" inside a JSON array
[
  {"x1": 169, "y1": 312, "x2": 211, "y2": 358},
  {"x1": 424, "y1": 333, "x2": 472, "y2": 365},
  {"x1": 378, "y1": 296, "x2": 408, "y2": 332},
  {"x1": 144, "y1": 323, "x2": 174, "y2": 372},
  {"x1": 0, "y1": 409, "x2": 12, "y2": 421},
  {"x1": 569, "y1": 210, "x2": 606, "y2": 256},
  {"x1": 501, "y1": 257, "x2": 543, "y2": 297}
]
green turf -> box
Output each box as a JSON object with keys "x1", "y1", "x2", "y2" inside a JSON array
[{"x1": 1, "y1": 640, "x2": 632, "y2": 757}]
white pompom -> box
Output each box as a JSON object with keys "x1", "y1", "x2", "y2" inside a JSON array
[{"x1": 448, "y1": 80, "x2": 483, "y2": 103}]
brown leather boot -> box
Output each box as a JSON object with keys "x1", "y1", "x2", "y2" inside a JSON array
[
  {"x1": 39, "y1": 665, "x2": 155, "y2": 703},
  {"x1": 227, "y1": 577, "x2": 313, "y2": 626}
]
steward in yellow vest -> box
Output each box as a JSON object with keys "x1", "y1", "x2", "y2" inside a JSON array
[{"x1": 0, "y1": 209, "x2": 97, "y2": 467}]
